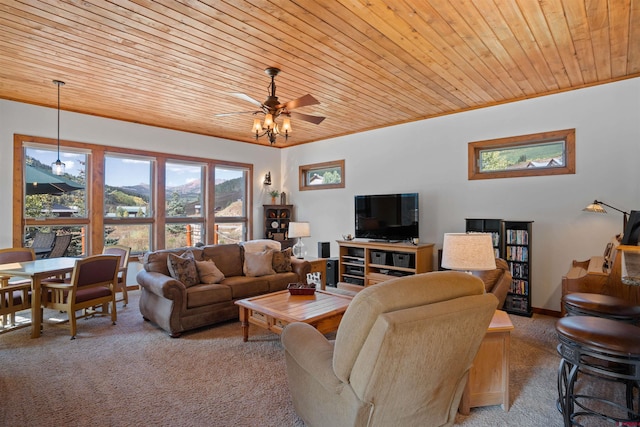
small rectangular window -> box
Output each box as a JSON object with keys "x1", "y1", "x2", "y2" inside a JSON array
[
  {"x1": 299, "y1": 160, "x2": 345, "y2": 191},
  {"x1": 469, "y1": 129, "x2": 575, "y2": 180}
]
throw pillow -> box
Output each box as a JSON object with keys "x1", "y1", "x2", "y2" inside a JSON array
[
  {"x1": 196, "y1": 259, "x2": 225, "y2": 284},
  {"x1": 241, "y1": 239, "x2": 282, "y2": 254},
  {"x1": 243, "y1": 249, "x2": 276, "y2": 277},
  {"x1": 167, "y1": 251, "x2": 199, "y2": 287},
  {"x1": 272, "y1": 247, "x2": 293, "y2": 273}
]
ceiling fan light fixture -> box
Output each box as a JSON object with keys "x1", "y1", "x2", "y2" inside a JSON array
[
  {"x1": 252, "y1": 118, "x2": 262, "y2": 134},
  {"x1": 264, "y1": 113, "x2": 274, "y2": 129},
  {"x1": 282, "y1": 117, "x2": 292, "y2": 135},
  {"x1": 221, "y1": 67, "x2": 324, "y2": 145}
]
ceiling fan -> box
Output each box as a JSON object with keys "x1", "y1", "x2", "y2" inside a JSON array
[{"x1": 216, "y1": 67, "x2": 325, "y2": 145}]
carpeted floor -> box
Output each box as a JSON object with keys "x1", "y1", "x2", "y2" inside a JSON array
[{"x1": 0, "y1": 290, "x2": 624, "y2": 426}]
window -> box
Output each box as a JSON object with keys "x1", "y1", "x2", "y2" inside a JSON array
[
  {"x1": 299, "y1": 159, "x2": 345, "y2": 191},
  {"x1": 214, "y1": 166, "x2": 249, "y2": 244},
  {"x1": 23, "y1": 143, "x2": 88, "y2": 256},
  {"x1": 165, "y1": 161, "x2": 205, "y2": 247},
  {"x1": 468, "y1": 129, "x2": 575, "y2": 180},
  {"x1": 14, "y1": 134, "x2": 253, "y2": 255},
  {"x1": 104, "y1": 154, "x2": 153, "y2": 252}
]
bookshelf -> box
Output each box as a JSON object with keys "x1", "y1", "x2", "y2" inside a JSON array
[{"x1": 466, "y1": 219, "x2": 533, "y2": 317}]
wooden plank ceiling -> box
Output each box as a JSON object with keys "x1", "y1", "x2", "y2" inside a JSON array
[{"x1": 1, "y1": 0, "x2": 638, "y2": 148}]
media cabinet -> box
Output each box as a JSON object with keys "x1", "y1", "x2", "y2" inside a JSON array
[{"x1": 337, "y1": 240, "x2": 434, "y2": 288}]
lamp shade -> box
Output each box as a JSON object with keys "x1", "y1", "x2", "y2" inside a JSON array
[
  {"x1": 288, "y1": 222, "x2": 310, "y2": 238},
  {"x1": 441, "y1": 233, "x2": 496, "y2": 271},
  {"x1": 583, "y1": 202, "x2": 607, "y2": 214}
]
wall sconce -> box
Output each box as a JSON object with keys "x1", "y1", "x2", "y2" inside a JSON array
[{"x1": 263, "y1": 171, "x2": 272, "y2": 186}]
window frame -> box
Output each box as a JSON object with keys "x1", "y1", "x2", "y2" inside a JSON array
[
  {"x1": 14, "y1": 134, "x2": 253, "y2": 255},
  {"x1": 468, "y1": 129, "x2": 575, "y2": 180},
  {"x1": 299, "y1": 159, "x2": 345, "y2": 191}
]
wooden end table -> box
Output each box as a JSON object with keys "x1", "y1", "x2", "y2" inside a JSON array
[
  {"x1": 235, "y1": 289, "x2": 352, "y2": 342},
  {"x1": 459, "y1": 310, "x2": 514, "y2": 414}
]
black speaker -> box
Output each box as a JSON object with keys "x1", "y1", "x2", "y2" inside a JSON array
[
  {"x1": 326, "y1": 257, "x2": 339, "y2": 287},
  {"x1": 318, "y1": 241, "x2": 330, "y2": 258}
]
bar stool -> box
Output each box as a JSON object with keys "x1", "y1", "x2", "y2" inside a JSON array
[
  {"x1": 562, "y1": 292, "x2": 640, "y2": 324},
  {"x1": 556, "y1": 316, "x2": 640, "y2": 426}
]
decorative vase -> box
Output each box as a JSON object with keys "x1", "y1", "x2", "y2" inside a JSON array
[{"x1": 271, "y1": 197, "x2": 276, "y2": 204}]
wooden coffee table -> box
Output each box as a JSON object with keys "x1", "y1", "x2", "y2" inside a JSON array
[{"x1": 235, "y1": 290, "x2": 353, "y2": 342}]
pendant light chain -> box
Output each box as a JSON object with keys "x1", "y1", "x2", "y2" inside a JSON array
[{"x1": 52, "y1": 79, "x2": 66, "y2": 175}]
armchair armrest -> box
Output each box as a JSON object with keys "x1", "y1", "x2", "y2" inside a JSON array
[
  {"x1": 1, "y1": 282, "x2": 32, "y2": 292},
  {"x1": 136, "y1": 270, "x2": 186, "y2": 300},
  {"x1": 281, "y1": 322, "x2": 343, "y2": 392},
  {"x1": 291, "y1": 258, "x2": 311, "y2": 282}
]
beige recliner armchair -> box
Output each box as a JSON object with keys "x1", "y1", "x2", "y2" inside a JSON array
[{"x1": 281, "y1": 271, "x2": 498, "y2": 427}]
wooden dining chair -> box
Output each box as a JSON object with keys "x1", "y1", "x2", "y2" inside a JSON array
[
  {"x1": 102, "y1": 245, "x2": 131, "y2": 307},
  {"x1": 41, "y1": 254, "x2": 120, "y2": 339},
  {"x1": 0, "y1": 247, "x2": 36, "y2": 330}
]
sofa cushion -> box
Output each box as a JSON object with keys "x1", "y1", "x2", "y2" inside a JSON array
[
  {"x1": 221, "y1": 276, "x2": 269, "y2": 299},
  {"x1": 243, "y1": 249, "x2": 276, "y2": 277},
  {"x1": 201, "y1": 244, "x2": 244, "y2": 277},
  {"x1": 186, "y1": 284, "x2": 233, "y2": 309},
  {"x1": 167, "y1": 251, "x2": 199, "y2": 288},
  {"x1": 272, "y1": 247, "x2": 293, "y2": 273},
  {"x1": 195, "y1": 259, "x2": 225, "y2": 284},
  {"x1": 266, "y1": 271, "x2": 299, "y2": 292}
]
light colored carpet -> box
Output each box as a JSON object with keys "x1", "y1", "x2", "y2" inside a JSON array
[{"x1": 0, "y1": 291, "x2": 625, "y2": 426}]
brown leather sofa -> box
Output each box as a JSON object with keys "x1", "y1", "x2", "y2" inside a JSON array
[
  {"x1": 471, "y1": 258, "x2": 511, "y2": 309},
  {"x1": 137, "y1": 242, "x2": 311, "y2": 337}
]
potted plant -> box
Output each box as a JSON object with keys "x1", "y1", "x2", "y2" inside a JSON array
[{"x1": 269, "y1": 190, "x2": 280, "y2": 204}]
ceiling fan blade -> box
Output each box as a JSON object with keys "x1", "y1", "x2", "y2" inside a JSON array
[
  {"x1": 290, "y1": 111, "x2": 326, "y2": 125},
  {"x1": 231, "y1": 92, "x2": 263, "y2": 107},
  {"x1": 214, "y1": 110, "x2": 257, "y2": 117},
  {"x1": 279, "y1": 94, "x2": 320, "y2": 110}
]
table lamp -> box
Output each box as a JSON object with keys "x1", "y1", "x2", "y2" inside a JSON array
[
  {"x1": 288, "y1": 222, "x2": 310, "y2": 259},
  {"x1": 441, "y1": 233, "x2": 496, "y2": 273}
]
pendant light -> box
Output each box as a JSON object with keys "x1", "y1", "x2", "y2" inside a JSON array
[{"x1": 51, "y1": 79, "x2": 66, "y2": 175}]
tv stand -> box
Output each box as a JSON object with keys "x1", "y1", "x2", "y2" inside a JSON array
[{"x1": 337, "y1": 240, "x2": 434, "y2": 287}]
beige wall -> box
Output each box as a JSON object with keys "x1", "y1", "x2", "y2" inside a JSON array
[{"x1": 281, "y1": 78, "x2": 640, "y2": 312}]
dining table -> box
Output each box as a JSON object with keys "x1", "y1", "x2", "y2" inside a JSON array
[{"x1": 0, "y1": 256, "x2": 77, "y2": 338}]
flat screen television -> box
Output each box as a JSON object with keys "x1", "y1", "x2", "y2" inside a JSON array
[{"x1": 354, "y1": 193, "x2": 419, "y2": 242}]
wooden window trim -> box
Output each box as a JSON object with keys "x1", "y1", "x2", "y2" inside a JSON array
[
  {"x1": 299, "y1": 159, "x2": 345, "y2": 191},
  {"x1": 468, "y1": 129, "x2": 576, "y2": 180},
  {"x1": 14, "y1": 134, "x2": 253, "y2": 253}
]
